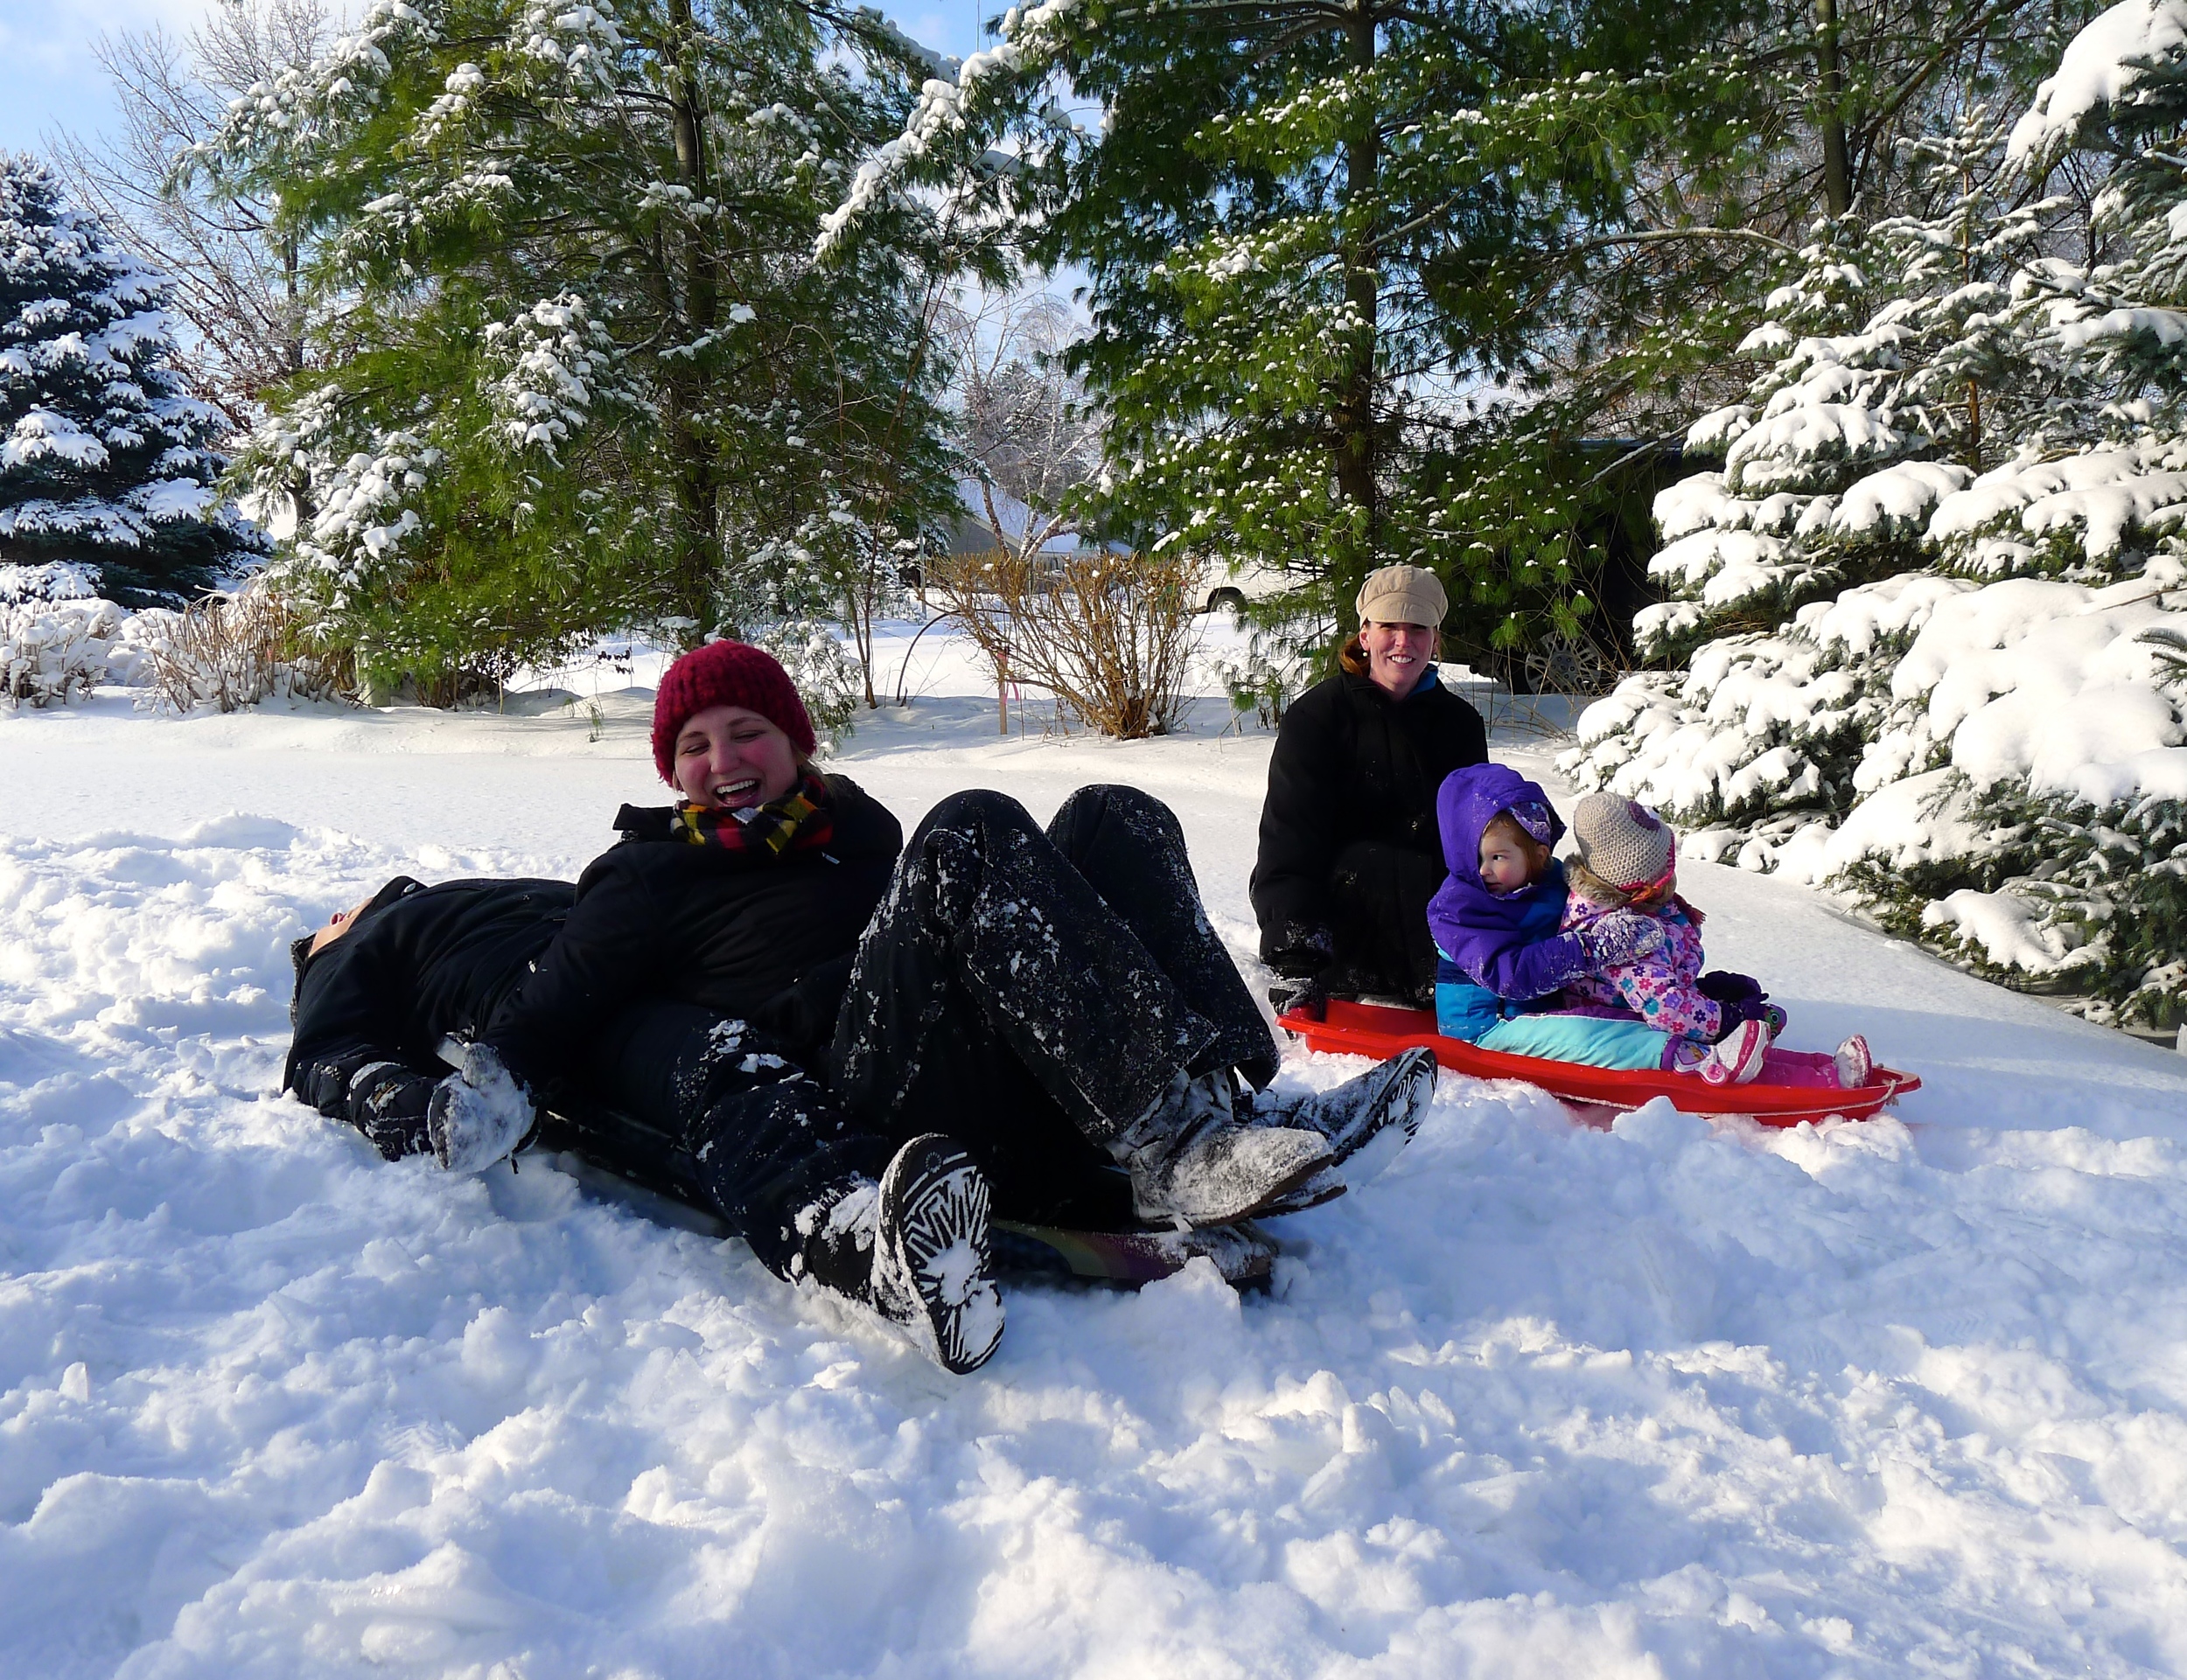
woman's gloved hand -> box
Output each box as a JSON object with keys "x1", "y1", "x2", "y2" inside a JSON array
[
  {"x1": 427, "y1": 1042, "x2": 535, "y2": 1174},
  {"x1": 1268, "y1": 972, "x2": 1329, "y2": 1021},
  {"x1": 1577, "y1": 911, "x2": 1666, "y2": 968}
]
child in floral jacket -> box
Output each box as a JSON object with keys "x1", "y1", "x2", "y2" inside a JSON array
[{"x1": 1560, "y1": 794, "x2": 1871, "y2": 1088}]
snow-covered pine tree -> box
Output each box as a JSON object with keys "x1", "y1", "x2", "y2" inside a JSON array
[
  {"x1": 197, "y1": 0, "x2": 976, "y2": 690},
  {"x1": 0, "y1": 157, "x2": 257, "y2": 607},
  {"x1": 1564, "y1": 19, "x2": 2187, "y2": 1029}
]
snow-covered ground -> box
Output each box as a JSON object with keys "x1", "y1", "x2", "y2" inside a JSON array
[{"x1": 7, "y1": 633, "x2": 2187, "y2": 1678}]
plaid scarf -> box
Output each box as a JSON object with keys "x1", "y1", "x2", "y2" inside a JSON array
[{"x1": 674, "y1": 771, "x2": 835, "y2": 857}]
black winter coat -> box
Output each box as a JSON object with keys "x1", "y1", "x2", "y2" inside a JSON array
[
  {"x1": 1250, "y1": 669, "x2": 1487, "y2": 979},
  {"x1": 283, "y1": 875, "x2": 574, "y2": 1098},
  {"x1": 482, "y1": 775, "x2": 903, "y2": 1091}
]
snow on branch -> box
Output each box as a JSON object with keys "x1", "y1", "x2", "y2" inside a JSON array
[
  {"x1": 815, "y1": 0, "x2": 1083, "y2": 257},
  {"x1": 2008, "y1": 0, "x2": 2187, "y2": 165}
]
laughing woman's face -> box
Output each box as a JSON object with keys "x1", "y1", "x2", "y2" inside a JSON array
[{"x1": 672, "y1": 704, "x2": 800, "y2": 811}]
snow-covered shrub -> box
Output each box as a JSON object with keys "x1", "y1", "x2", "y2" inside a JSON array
[
  {"x1": 132, "y1": 582, "x2": 355, "y2": 714},
  {"x1": 2, "y1": 596, "x2": 125, "y2": 706},
  {"x1": 753, "y1": 617, "x2": 861, "y2": 749},
  {"x1": 1565, "y1": 35, "x2": 2187, "y2": 1027},
  {"x1": 0, "y1": 561, "x2": 101, "y2": 603}
]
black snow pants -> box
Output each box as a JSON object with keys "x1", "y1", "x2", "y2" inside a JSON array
[
  {"x1": 1325, "y1": 840, "x2": 1443, "y2": 1009},
  {"x1": 289, "y1": 784, "x2": 1280, "y2": 1263},
  {"x1": 557, "y1": 1003, "x2": 895, "y2": 1278},
  {"x1": 826, "y1": 784, "x2": 1280, "y2": 1225}
]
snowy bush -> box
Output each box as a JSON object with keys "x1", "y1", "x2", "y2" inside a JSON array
[
  {"x1": 2, "y1": 596, "x2": 125, "y2": 707},
  {"x1": 1564, "y1": 35, "x2": 2187, "y2": 1028},
  {"x1": 132, "y1": 582, "x2": 356, "y2": 715},
  {"x1": 0, "y1": 561, "x2": 101, "y2": 603},
  {"x1": 753, "y1": 617, "x2": 861, "y2": 749}
]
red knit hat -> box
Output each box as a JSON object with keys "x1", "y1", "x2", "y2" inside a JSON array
[{"x1": 650, "y1": 640, "x2": 817, "y2": 784}]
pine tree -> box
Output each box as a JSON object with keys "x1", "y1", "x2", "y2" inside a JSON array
[
  {"x1": 194, "y1": 0, "x2": 982, "y2": 687},
  {"x1": 821, "y1": 1, "x2": 1774, "y2": 661},
  {"x1": 0, "y1": 157, "x2": 258, "y2": 607},
  {"x1": 1630, "y1": 120, "x2": 2085, "y2": 668},
  {"x1": 1562, "y1": 44, "x2": 2187, "y2": 1028}
]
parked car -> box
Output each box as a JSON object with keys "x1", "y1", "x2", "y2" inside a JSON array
[{"x1": 1198, "y1": 556, "x2": 1291, "y2": 615}]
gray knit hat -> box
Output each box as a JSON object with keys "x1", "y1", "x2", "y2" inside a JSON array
[
  {"x1": 1355, "y1": 563, "x2": 1448, "y2": 629},
  {"x1": 1570, "y1": 793, "x2": 1675, "y2": 891}
]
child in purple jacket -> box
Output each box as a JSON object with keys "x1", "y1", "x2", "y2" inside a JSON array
[{"x1": 1427, "y1": 765, "x2": 1773, "y2": 1082}]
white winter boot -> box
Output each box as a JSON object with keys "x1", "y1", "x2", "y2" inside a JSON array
[
  {"x1": 1110, "y1": 1067, "x2": 1332, "y2": 1227},
  {"x1": 1698, "y1": 1018, "x2": 1771, "y2": 1087},
  {"x1": 1834, "y1": 1034, "x2": 1874, "y2": 1090}
]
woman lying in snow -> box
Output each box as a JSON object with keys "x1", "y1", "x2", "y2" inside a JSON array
[
  {"x1": 288, "y1": 640, "x2": 1436, "y2": 1375},
  {"x1": 1427, "y1": 766, "x2": 1873, "y2": 1088}
]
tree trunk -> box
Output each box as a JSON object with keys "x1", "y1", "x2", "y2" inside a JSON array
[
  {"x1": 1815, "y1": 0, "x2": 1851, "y2": 217},
  {"x1": 1331, "y1": 0, "x2": 1380, "y2": 586},
  {"x1": 665, "y1": 0, "x2": 719, "y2": 635}
]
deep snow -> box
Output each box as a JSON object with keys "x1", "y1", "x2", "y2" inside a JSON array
[{"x1": 7, "y1": 633, "x2": 2187, "y2": 1677}]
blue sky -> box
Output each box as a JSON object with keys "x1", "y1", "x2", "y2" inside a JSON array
[{"x1": 0, "y1": 0, "x2": 993, "y2": 158}]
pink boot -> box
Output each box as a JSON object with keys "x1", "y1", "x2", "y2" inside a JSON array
[
  {"x1": 1700, "y1": 1019, "x2": 1771, "y2": 1086},
  {"x1": 1834, "y1": 1035, "x2": 1873, "y2": 1090}
]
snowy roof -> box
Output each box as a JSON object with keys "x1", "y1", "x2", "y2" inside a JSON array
[{"x1": 946, "y1": 476, "x2": 1107, "y2": 555}]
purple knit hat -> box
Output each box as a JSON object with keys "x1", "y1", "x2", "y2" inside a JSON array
[{"x1": 650, "y1": 641, "x2": 817, "y2": 784}]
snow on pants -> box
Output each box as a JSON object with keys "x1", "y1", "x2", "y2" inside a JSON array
[
  {"x1": 566, "y1": 1000, "x2": 894, "y2": 1279},
  {"x1": 827, "y1": 785, "x2": 1280, "y2": 1225},
  {"x1": 1326, "y1": 840, "x2": 1443, "y2": 1009}
]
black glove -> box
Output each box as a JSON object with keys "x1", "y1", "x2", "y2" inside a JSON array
[
  {"x1": 1268, "y1": 972, "x2": 1329, "y2": 1021},
  {"x1": 1713, "y1": 993, "x2": 1789, "y2": 1040},
  {"x1": 1697, "y1": 970, "x2": 1764, "y2": 1006}
]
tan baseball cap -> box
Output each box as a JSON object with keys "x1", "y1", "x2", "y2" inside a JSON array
[{"x1": 1355, "y1": 563, "x2": 1448, "y2": 628}]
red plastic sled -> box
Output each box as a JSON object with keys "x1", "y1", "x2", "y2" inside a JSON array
[{"x1": 1279, "y1": 1000, "x2": 1919, "y2": 1126}]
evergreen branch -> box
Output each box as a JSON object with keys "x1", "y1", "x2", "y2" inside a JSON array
[{"x1": 1563, "y1": 226, "x2": 1796, "y2": 258}]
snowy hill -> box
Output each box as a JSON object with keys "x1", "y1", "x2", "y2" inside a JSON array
[{"x1": 6, "y1": 647, "x2": 2187, "y2": 1677}]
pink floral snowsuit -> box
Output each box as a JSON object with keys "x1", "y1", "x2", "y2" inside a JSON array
[{"x1": 1557, "y1": 891, "x2": 1723, "y2": 1044}]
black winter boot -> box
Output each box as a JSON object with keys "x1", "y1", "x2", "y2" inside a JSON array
[
  {"x1": 1110, "y1": 1067, "x2": 1332, "y2": 1227},
  {"x1": 792, "y1": 1138, "x2": 1004, "y2": 1375}
]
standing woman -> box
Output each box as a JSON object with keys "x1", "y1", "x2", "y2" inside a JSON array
[{"x1": 1252, "y1": 563, "x2": 1488, "y2": 1013}]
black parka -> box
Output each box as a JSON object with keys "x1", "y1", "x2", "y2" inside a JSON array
[
  {"x1": 283, "y1": 875, "x2": 575, "y2": 1102},
  {"x1": 1250, "y1": 668, "x2": 1488, "y2": 983},
  {"x1": 482, "y1": 774, "x2": 903, "y2": 1090}
]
